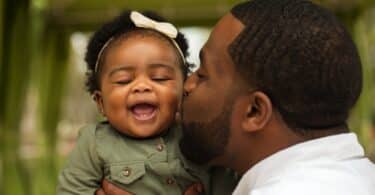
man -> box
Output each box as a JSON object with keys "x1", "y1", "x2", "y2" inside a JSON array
[
  {"x1": 99, "y1": 0, "x2": 375, "y2": 194},
  {"x1": 179, "y1": 0, "x2": 375, "y2": 194}
]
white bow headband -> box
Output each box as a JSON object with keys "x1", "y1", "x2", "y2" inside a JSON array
[{"x1": 94, "y1": 11, "x2": 186, "y2": 73}]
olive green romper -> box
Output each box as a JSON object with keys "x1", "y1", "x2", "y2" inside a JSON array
[{"x1": 57, "y1": 121, "x2": 237, "y2": 195}]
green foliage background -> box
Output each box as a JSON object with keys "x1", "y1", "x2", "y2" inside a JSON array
[{"x1": 0, "y1": 0, "x2": 374, "y2": 194}]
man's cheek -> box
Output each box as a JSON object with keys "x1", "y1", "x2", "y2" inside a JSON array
[
  {"x1": 185, "y1": 105, "x2": 219, "y2": 124},
  {"x1": 182, "y1": 100, "x2": 199, "y2": 121}
]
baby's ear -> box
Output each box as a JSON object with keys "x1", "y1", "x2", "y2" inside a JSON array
[{"x1": 92, "y1": 91, "x2": 105, "y2": 116}]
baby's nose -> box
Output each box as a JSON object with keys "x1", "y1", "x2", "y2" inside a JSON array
[{"x1": 132, "y1": 82, "x2": 152, "y2": 93}]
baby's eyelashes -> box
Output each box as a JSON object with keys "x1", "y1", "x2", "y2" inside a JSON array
[
  {"x1": 112, "y1": 77, "x2": 172, "y2": 86},
  {"x1": 110, "y1": 72, "x2": 134, "y2": 85},
  {"x1": 111, "y1": 76, "x2": 133, "y2": 85},
  {"x1": 114, "y1": 80, "x2": 132, "y2": 85},
  {"x1": 151, "y1": 77, "x2": 172, "y2": 82}
]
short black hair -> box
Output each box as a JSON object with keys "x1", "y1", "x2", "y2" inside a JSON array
[
  {"x1": 84, "y1": 10, "x2": 189, "y2": 94},
  {"x1": 229, "y1": 0, "x2": 362, "y2": 132}
]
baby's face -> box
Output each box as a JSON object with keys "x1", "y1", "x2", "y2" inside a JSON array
[{"x1": 95, "y1": 35, "x2": 183, "y2": 138}]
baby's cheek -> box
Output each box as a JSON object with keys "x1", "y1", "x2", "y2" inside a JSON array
[
  {"x1": 161, "y1": 92, "x2": 180, "y2": 121},
  {"x1": 167, "y1": 91, "x2": 181, "y2": 109},
  {"x1": 161, "y1": 84, "x2": 182, "y2": 102}
]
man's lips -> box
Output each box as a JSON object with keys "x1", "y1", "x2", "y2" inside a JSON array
[{"x1": 130, "y1": 103, "x2": 158, "y2": 121}]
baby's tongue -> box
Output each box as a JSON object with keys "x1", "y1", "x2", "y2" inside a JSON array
[{"x1": 132, "y1": 104, "x2": 156, "y2": 119}]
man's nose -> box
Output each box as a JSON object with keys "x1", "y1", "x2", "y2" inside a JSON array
[{"x1": 183, "y1": 74, "x2": 198, "y2": 96}]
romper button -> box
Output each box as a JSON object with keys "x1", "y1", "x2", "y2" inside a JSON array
[
  {"x1": 156, "y1": 143, "x2": 164, "y2": 152},
  {"x1": 122, "y1": 167, "x2": 131, "y2": 177},
  {"x1": 166, "y1": 178, "x2": 175, "y2": 185}
]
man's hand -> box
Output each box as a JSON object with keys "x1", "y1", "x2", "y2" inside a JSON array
[
  {"x1": 95, "y1": 188, "x2": 106, "y2": 195},
  {"x1": 183, "y1": 183, "x2": 204, "y2": 195},
  {"x1": 95, "y1": 179, "x2": 204, "y2": 195},
  {"x1": 95, "y1": 179, "x2": 133, "y2": 195}
]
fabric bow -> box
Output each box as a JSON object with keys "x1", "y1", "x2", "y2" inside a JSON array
[{"x1": 130, "y1": 11, "x2": 178, "y2": 38}]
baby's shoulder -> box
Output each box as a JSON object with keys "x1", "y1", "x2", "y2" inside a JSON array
[
  {"x1": 75, "y1": 123, "x2": 97, "y2": 141},
  {"x1": 93, "y1": 121, "x2": 117, "y2": 138},
  {"x1": 76, "y1": 122, "x2": 120, "y2": 143}
]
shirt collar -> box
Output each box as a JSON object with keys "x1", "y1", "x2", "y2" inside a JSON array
[{"x1": 240, "y1": 133, "x2": 365, "y2": 190}]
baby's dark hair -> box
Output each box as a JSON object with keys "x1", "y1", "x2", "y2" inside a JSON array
[
  {"x1": 229, "y1": 0, "x2": 362, "y2": 133},
  {"x1": 84, "y1": 10, "x2": 190, "y2": 94}
]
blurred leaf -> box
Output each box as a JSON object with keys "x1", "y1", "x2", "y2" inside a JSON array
[
  {"x1": 0, "y1": 0, "x2": 32, "y2": 194},
  {"x1": 33, "y1": 21, "x2": 69, "y2": 194},
  {"x1": 0, "y1": 0, "x2": 374, "y2": 194},
  {"x1": 350, "y1": 8, "x2": 375, "y2": 150}
]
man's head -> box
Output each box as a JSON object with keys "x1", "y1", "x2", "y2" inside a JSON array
[
  {"x1": 180, "y1": 0, "x2": 362, "y2": 171},
  {"x1": 228, "y1": 0, "x2": 362, "y2": 132}
]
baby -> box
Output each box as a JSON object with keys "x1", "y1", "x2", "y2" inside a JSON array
[{"x1": 57, "y1": 10, "x2": 236, "y2": 195}]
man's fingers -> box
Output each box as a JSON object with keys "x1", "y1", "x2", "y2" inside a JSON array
[
  {"x1": 95, "y1": 188, "x2": 106, "y2": 195},
  {"x1": 184, "y1": 183, "x2": 204, "y2": 195}
]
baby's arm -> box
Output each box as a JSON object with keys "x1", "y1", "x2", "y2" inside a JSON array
[{"x1": 57, "y1": 125, "x2": 103, "y2": 195}]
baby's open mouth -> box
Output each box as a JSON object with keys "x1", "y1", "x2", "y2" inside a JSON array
[{"x1": 130, "y1": 103, "x2": 158, "y2": 121}]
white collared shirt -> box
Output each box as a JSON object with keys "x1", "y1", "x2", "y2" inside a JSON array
[{"x1": 233, "y1": 133, "x2": 375, "y2": 195}]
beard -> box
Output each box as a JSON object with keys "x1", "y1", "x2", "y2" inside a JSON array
[{"x1": 179, "y1": 98, "x2": 234, "y2": 165}]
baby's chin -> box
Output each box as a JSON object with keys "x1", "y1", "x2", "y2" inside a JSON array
[{"x1": 113, "y1": 121, "x2": 171, "y2": 139}]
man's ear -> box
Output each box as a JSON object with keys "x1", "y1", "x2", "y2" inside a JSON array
[
  {"x1": 92, "y1": 91, "x2": 105, "y2": 116},
  {"x1": 241, "y1": 91, "x2": 272, "y2": 132}
]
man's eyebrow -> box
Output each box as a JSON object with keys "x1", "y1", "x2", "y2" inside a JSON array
[
  {"x1": 199, "y1": 49, "x2": 204, "y2": 64},
  {"x1": 199, "y1": 48, "x2": 208, "y2": 69},
  {"x1": 109, "y1": 66, "x2": 134, "y2": 77},
  {"x1": 198, "y1": 47, "x2": 206, "y2": 67}
]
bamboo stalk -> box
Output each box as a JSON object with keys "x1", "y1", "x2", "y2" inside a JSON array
[
  {"x1": 350, "y1": 10, "x2": 374, "y2": 151},
  {"x1": 0, "y1": 0, "x2": 32, "y2": 194},
  {"x1": 0, "y1": 0, "x2": 5, "y2": 123},
  {"x1": 33, "y1": 23, "x2": 69, "y2": 194}
]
